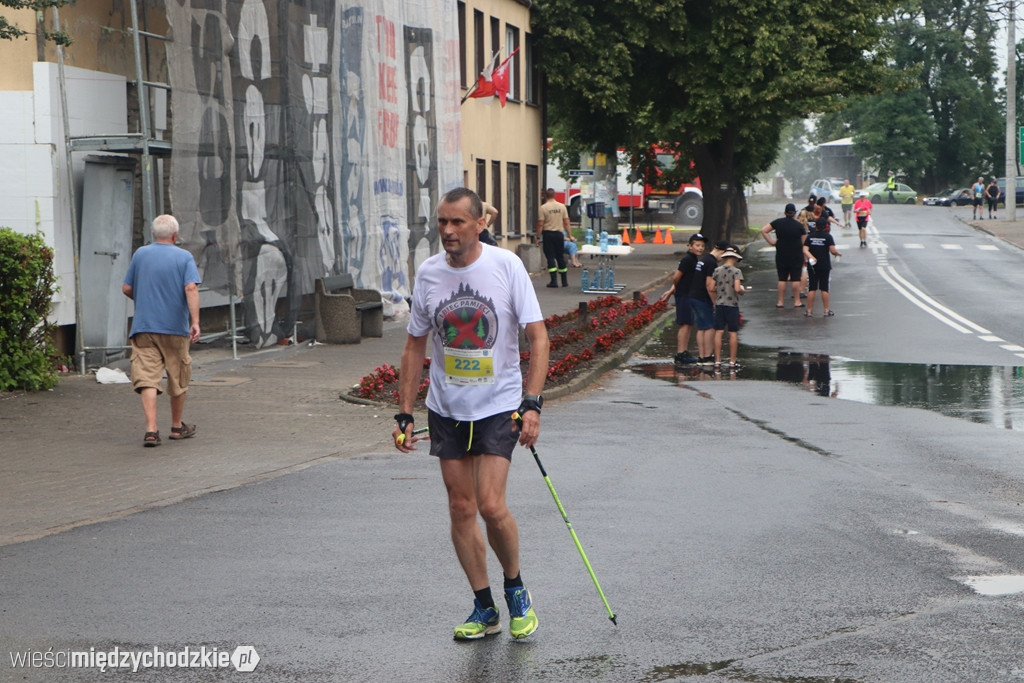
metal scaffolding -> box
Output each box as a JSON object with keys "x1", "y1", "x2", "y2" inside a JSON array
[{"x1": 54, "y1": 0, "x2": 172, "y2": 373}]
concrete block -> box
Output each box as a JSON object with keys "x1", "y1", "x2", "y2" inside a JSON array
[{"x1": 516, "y1": 244, "x2": 542, "y2": 273}]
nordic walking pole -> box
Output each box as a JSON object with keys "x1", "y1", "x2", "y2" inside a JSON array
[{"x1": 513, "y1": 412, "x2": 617, "y2": 625}]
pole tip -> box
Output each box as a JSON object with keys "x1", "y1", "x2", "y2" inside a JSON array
[{"x1": 610, "y1": 615, "x2": 617, "y2": 626}]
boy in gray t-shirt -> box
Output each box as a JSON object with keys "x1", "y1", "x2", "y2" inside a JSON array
[{"x1": 711, "y1": 248, "x2": 746, "y2": 369}]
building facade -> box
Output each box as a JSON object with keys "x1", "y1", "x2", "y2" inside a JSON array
[
  {"x1": 0, "y1": 0, "x2": 543, "y2": 358},
  {"x1": 456, "y1": 0, "x2": 543, "y2": 246}
]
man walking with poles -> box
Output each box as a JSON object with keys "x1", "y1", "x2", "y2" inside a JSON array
[{"x1": 393, "y1": 188, "x2": 550, "y2": 641}]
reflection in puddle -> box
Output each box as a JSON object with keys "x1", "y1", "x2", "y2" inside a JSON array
[{"x1": 632, "y1": 322, "x2": 1024, "y2": 431}]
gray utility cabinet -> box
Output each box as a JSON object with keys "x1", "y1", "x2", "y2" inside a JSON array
[{"x1": 78, "y1": 155, "x2": 137, "y2": 367}]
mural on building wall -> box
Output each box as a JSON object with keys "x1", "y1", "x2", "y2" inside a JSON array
[{"x1": 164, "y1": 0, "x2": 461, "y2": 347}]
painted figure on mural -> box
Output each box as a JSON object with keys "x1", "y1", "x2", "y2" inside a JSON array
[{"x1": 163, "y1": 1, "x2": 460, "y2": 342}]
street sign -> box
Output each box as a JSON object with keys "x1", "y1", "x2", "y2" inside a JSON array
[{"x1": 567, "y1": 169, "x2": 595, "y2": 177}]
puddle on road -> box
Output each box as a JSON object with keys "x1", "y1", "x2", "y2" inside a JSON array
[
  {"x1": 631, "y1": 321, "x2": 1024, "y2": 432},
  {"x1": 958, "y1": 574, "x2": 1024, "y2": 596}
]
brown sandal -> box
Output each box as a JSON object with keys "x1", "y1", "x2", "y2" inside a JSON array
[
  {"x1": 169, "y1": 423, "x2": 196, "y2": 440},
  {"x1": 143, "y1": 431, "x2": 161, "y2": 447}
]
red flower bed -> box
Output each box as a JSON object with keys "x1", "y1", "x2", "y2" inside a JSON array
[{"x1": 350, "y1": 294, "x2": 668, "y2": 404}]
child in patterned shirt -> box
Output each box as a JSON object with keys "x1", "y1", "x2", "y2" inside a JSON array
[{"x1": 710, "y1": 247, "x2": 746, "y2": 370}]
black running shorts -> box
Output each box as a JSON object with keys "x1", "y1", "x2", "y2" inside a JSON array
[{"x1": 427, "y1": 409, "x2": 520, "y2": 460}]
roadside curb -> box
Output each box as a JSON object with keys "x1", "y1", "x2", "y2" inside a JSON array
[{"x1": 960, "y1": 216, "x2": 1024, "y2": 253}]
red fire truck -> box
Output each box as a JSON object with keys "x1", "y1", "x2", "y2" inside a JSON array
[{"x1": 547, "y1": 147, "x2": 703, "y2": 225}]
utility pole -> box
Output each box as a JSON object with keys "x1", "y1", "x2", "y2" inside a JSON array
[{"x1": 1006, "y1": 0, "x2": 1017, "y2": 221}]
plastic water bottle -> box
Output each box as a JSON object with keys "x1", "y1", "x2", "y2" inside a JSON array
[
  {"x1": 584, "y1": 227, "x2": 594, "y2": 245},
  {"x1": 605, "y1": 266, "x2": 615, "y2": 290},
  {"x1": 592, "y1": 267, "x2": 603, "y2": 290},
  {"x1": 580, "y1": 268, "x2": 590, "y2": 291},
  {"x1": 599, "y1": 231, "x2": 608, "y2": 252}
]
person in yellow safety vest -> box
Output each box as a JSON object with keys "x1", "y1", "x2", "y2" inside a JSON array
[{"x1": 886, "y1": 172, "x2": 896, "y2": 204}]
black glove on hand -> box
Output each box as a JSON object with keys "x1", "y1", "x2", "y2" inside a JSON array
[{"x1": 394, "y1": 413, "x2": 414, "y2": 433}]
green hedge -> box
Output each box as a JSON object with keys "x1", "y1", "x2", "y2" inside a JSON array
[{"x1": 0, "y1": 228, "x2": 59, "y2": 391}]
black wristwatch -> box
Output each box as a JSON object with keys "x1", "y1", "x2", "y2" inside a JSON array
[{"x1": 519, "y1": 394, "x2": 544, "y2": 415}]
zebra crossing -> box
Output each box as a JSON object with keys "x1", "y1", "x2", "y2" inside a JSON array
[{"x1": 901, "y1": 242, "x2": 1000, "y2": 251}]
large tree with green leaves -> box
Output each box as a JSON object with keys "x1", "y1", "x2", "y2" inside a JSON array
[
  {"x1": 533, "y1": 0, "x2": 891, "y2": 242},
  {"x1": 1, "y1": 0, "x2": 71, "y2": 45},
  {"x1": 844, "y1": 0, "x2": 1002, "y2": 192}
]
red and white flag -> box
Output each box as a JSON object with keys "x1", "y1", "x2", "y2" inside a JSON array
[{"x1": 469, "y1": 47, "x2": 519, "y2": 107}]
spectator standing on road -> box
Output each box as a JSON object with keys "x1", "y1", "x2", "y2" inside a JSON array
[
  {"x1": 121, "y1": 214, "x2": 201, "y2": 448},
  {"x1": 802, "y1": 216, "x2": 842, "y2": 317},
  {"x1": 816, "y1": 197, "x2": 843, "y2": 230},
  {"x1": 761, "y1": 203, "x2": 807, "y2": 309},
  {"x1": 690, "y1": 240, "x2": 728, "y2": 364},
  {"x1": 796, "y1": 196, "x2": 817, "y2": 231},
  {"x1": 971, "y1": 176, "x2": 985, "y2": 220},
  {"x1": 537, "y1": 188, "x2": 570, "y2": 288},
  {"x1": 839, "y1": 179, "x2": 855, "y2": 229},
  {"x1": 886, "y1": 171, "x2": 897, "y2": 204},
  {"x1": 853, "y1": 192, "x2": 873, "y2": 248},
  {"x1": 710, "y1": 247, "x2": 746, "y2": 370},
  {"x1": 479, "y1": 200, "x2": 499, "y2": 246},
  {"x1": 393, "y1": 187, "x2": 549, "y2": 642},
  {"x1": 659, "y1": 232, "x2": 707, "y2": 364},
  {"x1": 986, "y1": 178, "x2": 1001, "y2": 219}
]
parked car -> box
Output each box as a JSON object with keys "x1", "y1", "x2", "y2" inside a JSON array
[
  {"x1": 995, "y1": 177, "x2": 1024, "y2": 206},
  {"x1": 865, "y1": 182, "x2": 917, "y2": 204},
  {"x1": 923, "y1": 188, "x2": 971, "y2": 206},
  {"x1": 809, "y1": 178, "x2": 846, "y2": 203}
]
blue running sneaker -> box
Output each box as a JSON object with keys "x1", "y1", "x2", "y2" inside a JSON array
[
  {"x1": 453, "y1": 599, "x2": 501, "y2": 640},
  {"x1": 504, "y1": 586, "x2": 538, "y2": 639}
]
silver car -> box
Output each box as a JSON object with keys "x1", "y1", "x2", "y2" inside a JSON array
[{"x1": 809, "y1": 178, "x2": 846, "y2": 203}]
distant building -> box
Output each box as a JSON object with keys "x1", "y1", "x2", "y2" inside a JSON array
[{"x1": 818, "y1": 137, "x2": 863, "y2": 186}]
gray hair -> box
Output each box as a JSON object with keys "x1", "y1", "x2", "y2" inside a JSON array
[
  {"x1": 151, "y1": 214, "x2": 179, "y2": 240},
  {"x1": 439, "y1": 188, "x2": 483, "y2": 219}
]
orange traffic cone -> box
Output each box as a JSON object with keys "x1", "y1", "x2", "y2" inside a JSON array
[
  {"x1": 653, "y1": 228, "x2": 664, "y2": 244},
  {"x1": 664, "y1": 229, "x2": 673, "y2": 245},
  {"x1": 633, "y1": 228, "x2": 646, "y2": 244},
  {"x1": 620, "y1": 228, "x2": 630, "y2": 245}
]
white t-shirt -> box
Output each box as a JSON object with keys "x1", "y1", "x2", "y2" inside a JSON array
[{"x1": 408, "y1": 244, "x2": 544, "y2": 421}]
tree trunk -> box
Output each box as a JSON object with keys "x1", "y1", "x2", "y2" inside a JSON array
[{"x1": 693, "y1": 138, "x2": 748, "y2": 245}]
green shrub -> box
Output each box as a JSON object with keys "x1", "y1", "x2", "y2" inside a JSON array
[{"x1": 0, "y1": 228, "x2": 59, "y2": 391}]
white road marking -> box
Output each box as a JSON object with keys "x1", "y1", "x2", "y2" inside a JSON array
[
  {"x1": 864, "y1": 223, "x2": 1024, "y2": 359},
  {"x1": 881, "y1": 266, "x2": 990, "y2": 334}
]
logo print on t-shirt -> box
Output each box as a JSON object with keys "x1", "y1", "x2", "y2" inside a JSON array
[{"x1": 435, "y1": 283, "x2": 499, "y2": 350}]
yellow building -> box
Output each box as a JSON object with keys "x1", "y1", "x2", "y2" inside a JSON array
[{"x1": 456, "y1": 0, "x2": 544, "y2": 247}]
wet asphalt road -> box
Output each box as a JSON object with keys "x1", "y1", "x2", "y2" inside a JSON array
[
  {"x1": 4, "y1": 375, "x2": 1024, "y2": 682},
  {"x1": 5, "y1": 205, "x2": 1024, "y2": 681},
  {"x1": 741, "y1": 204, "x2": 1024, "y2": 366}
]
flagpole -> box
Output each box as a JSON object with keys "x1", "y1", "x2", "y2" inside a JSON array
[
  {"x1": 462, "y1": 48, "x2": 502, "y2": 105},
  {"x1": 461, "y1": 80, "x2": 480, "y2": 105}
]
